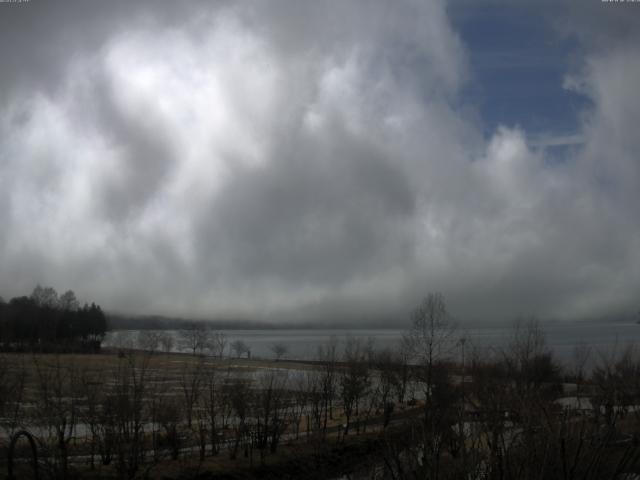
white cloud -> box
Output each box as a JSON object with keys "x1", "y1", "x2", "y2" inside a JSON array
[{"x1": 0, "y1": 0, "x2": 638, "y2": 322}]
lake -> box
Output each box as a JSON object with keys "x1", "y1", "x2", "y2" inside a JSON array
[{"x1": 103, "y1": 321, "x2": 640, "y2": 367}]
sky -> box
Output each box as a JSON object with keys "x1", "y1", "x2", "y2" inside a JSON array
[{"x1": 0, "y1": 0, "x2": 639, "y2": 324}]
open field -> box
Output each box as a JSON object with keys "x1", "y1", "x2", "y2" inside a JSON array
[
  {"x1": 0, "y1": 347, "x2": 421, "y2": 479},
  {"x1": 4, "y1": 320, "x2": 640, "y2": 479}
]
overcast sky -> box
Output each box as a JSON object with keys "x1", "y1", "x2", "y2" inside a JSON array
[{"x1": 0, "y1": 0, "x2": 639, "y2": 324}]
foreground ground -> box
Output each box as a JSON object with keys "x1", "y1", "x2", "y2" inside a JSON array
[{"x1": 4, "y1": 325, "x2": 640, "y2": 480}]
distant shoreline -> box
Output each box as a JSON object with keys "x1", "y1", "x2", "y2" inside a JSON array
[{"x1": 106, "y1": 313, "x2": 640, "y2": 332}]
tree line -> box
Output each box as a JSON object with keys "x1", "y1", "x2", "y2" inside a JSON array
[{"x1": 0, "y1": 285, "x2": 107, "y2": 352}]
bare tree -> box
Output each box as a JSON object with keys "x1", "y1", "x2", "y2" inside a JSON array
[
  {"x1": 31, "y1": 284, "x2": 59, "y2": 309},
  {"x1": 317, "y1": 336, "x2": 339, "y2": 434},
  {"x1": 111, "y1": 350, "x2": 152, "y2": 479},
  {"x1": 145, "y1": 362, "x2": 173, "y2": 463},
  {"x1": 405, "y1": 293, "x2": 457, "y2": 374},
  {"x1": 179, "y1": 356, "x2": 205, "y2": 428},
  {"x1": 270, "y1": 342, "x2": 289, "y2": 361},
  {"x1": 591, "y1": 343, "x2": 640, "y2": 427},
  {"x1": 403, "y1": 293, "x2": 458, "y2": 479},
  {"x1": 32, "y1": 355, "x2": 81, "y2": 479},
  {"x1": 207, "y1": 331, "x2": 227, "y2": 359},
  {"x1": 231, "y1": 339, "x2": 250, "y2": 359},
  {"x1": 58, "y1": 290, "x2": 80, "y2": 311},
  {"x1": 391, "y1": 341, "x2": 412, "y2": 406},
  {"x1": 0, "y1": 354, "x2": 27, "y2": 438},
  {"x1": 340, "y1": 336, "x2": 371, "y2": 436},
  {"x1": 572, "y1": 342, "x2": 592, "y2": 382},
  {"x1": 179, "y1": 322, "x2": 211, "y2": 356},
  {"x1": 503, "y1": 318, "x2": 560, "y2": 406},
  {"x1": 289, "y1": 372, "x2": 309, "y2": 440},
  {"x1": 254, "y1": 370, "x2": 290, "y2": 462},
  {"x1": 227, "y1": 379, "x2": 252, "y2": 460},
  {"x1": 405, "y1": 293, "x2": 457, "y2": 405},
  {"x1": 156, "y1": 398, "x2": 182, "y2": 460},
  {"x1": 304, "y1": 370, "x2": 324, "y2": 437},
  {"x1": 79, "y1": 366, "x2": 106, "y2": 469},
  {"x1": 137, "y1": 330, "x2": 160, "y2": 353},
  {"x1": 158, "y1": 331, "x2": 175, "y2": 354},
  {"x1": 111, "y1": 330, "x2": 135, "y2": 354},
  {"x1": 373, "y1": 349, "x2": 397, "y2": 428},
  {"x1": 479, "y1": 319, "x2": 561, "y2": 480},
  {"x1": 200, "y1": 364, "x2": 224, "y2": 456}
]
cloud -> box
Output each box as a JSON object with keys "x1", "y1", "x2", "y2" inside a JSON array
[{"x1": 0, "y1": 0, "x2": 638, "y2": 323}]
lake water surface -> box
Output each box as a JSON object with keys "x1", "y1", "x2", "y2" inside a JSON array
[{"x1": 104, "y1": 321, "x2": 640, "y2": 367}]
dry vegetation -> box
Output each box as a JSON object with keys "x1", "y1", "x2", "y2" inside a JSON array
[{"x1": 2, "y1": 294, "x2": 640, "y2": 479}]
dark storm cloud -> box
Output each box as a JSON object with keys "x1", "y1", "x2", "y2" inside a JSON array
[
  {"x1": 0, "y1": 0, "x2": 639, "y2": 322},
  {"x1": 0, "y1": 1, "x2": 129, "y2": 102},
  {"x1": 85, "y1": 76, "x2": 178, "y2": 221},
  {"x1": 199, "y1": 127, "x2": 416, "y2": 286}
]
